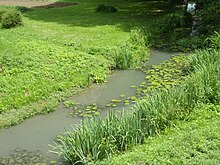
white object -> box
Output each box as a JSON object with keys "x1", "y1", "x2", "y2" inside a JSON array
[{"x1": 187, "y1": 2, "x2": 196, "y2": 15}]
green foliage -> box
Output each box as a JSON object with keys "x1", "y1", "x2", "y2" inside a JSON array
[
  {"x1": 114, "y1": 28, "x2": 150, "y2": 69},
  {"x1": 157, "y1": 11, "x2": 191, "y2": 34},
  {"x1": 0, "y1": 48, "x2": 109, "y2": 115},
  {"x1": 143, "y1": 55, "x2": 188, "y2": 94},
  {"x1": 151, "y1": 9, "x2": 195, "y2": 52},
  {"x1": 1, "y1": 9, "x2": 22, "y2": 29},
  {"x1": 16, "y1": 6, "x2": 30, "y2": 13},
  {"x1": 53, "y1": 111, "x2": 145, "y2": 164},
  {"x1": 197, "y1": 1, "x2": 220, "y2": 34},
  {"x1": 0, "y1": 0, "x2": 154, "y2": 127},
  {"x1": 96, "y1": 4, "x2": 117, "y2": 13},
  {"x1": 177, "y1": 36, "x2": 205, "y2": 50},
  {"x1": 150, "y1": 0, "x2": 220, "y2": 52},
  {"x1": 205, "y1": 31, "x2": 220, "y2": 49},
  {"x1": 188, "y1": 49, "x2": 220, "y2": 104},
  {"x1": 0, "y1": 9, "x2": 7, "y2": 22},
  {"x1": 63, "y1": 100, "x2": 76, "y2": 108},
  {"x1": 99, "y1": 104, "x2": 220, "y2": 165}
]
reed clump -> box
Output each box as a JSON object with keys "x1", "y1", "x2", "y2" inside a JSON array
[{"x1": 114, "y1": 28, "x2": 150, "y2": 69}]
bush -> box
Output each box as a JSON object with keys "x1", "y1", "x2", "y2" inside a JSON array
[
  {"x1": 197, "y1": 1, "x2": 220, "y2": 34},
  {"x1": 1, "y1": 9, "x2": 22, "y2": 29},
  {"x1": 16, "y1": 6, "x2": 30, "y2": 13},
  {"x1": 158, "y1": 13, "x2": 184, "y2": 34},
  {"x1": 96, "y1": 4, "x2": 117, "y2": 13},
  {"x1": 177, "y1": 36, "x2": 205, "y2": 50},
  {"x1": 0, "y1": 9, "x2": 7, "y2": 22}
]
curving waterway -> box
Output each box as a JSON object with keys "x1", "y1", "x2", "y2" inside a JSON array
[{"x1": 0, "y1": 50, "x2": 180, "y2": 163}]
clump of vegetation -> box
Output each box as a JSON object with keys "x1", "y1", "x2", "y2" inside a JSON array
[
  {"x1": 63, "y1": 100, "x2": 76, "y2": 108},
  {"x1": 16, "y1": 6, "x2": 30, "y2": 13},
  {"x1": 142, "y1": 54, "x2": 188, "y2": 95},
  {"x1": 52, "y1": 110, "x2": 145, "y2": 164},
  {"x1": 151, "y1": 0, "x2": 220, "y2": 52},
  {"x1": 0, "y1": 9, "x2": 22, "y2": 29},
  {"x1": 96, "y1": 4, "x2": 117, "y2": 13},
  {"x1": 157, "y1": 12, "x2": 190, "y2": 34},
  {"x1": 196, "y1": 0, "x2": 220, "y2": 34},
  {"x1": 205, "y1": 31, "x2": 220, "y2": 49},
  {"x1": 99, "y1": 104, "x2": 220, "y2": 165},
  {"x1": 67, "y1": 102, "x2": 100, "y2": 118},
  {"x1": 114, "y1": 28, "x2": 150, "y2": 69}
]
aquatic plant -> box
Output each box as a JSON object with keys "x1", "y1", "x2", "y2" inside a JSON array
[
  {"x1": 63, "y1": 100, "x2": 76, "y2": 108},
  {"x1": 114, "y1": 28, "x2": 150, "y2": 69},
  {"x1": 137, "y1": 54, "x2": 189, "y2": 96},
  {"x1": 53, "y1": 110, "x2": 145, "y2": 164}
]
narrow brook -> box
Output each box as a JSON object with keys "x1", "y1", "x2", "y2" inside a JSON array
[{"x1": 0, "y1": 50, "x2": 180, "y2": 164}]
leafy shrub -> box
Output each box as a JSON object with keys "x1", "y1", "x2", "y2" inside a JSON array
[
  {"x1": 197, "y1": 0, "x2": 220, "y2": 34},
  {"x1": 1, "y1": 9, "x2": 22, "y2": 29},
  {"x1": 158, "y1": 13, "x2": 184, "y2": 34},
  {"x1": 177, "y1": 36, "x2": 205, "y2": 50},
  {"x1": 16, "y1": 6, "x2": 30, "y2": 13},
  {"x1": 96, "y1": 4, "x2": 117, "y2": 13}
]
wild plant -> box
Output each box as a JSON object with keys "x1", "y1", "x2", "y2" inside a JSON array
[
  {"x1": 114, "y1": 28, "x2": 150, "y2": 69},
  {"x1": 53, "y1": 110, "x2": 145, "y2": 164}
]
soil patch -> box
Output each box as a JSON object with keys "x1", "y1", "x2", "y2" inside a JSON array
[
  {"x1": 0, "y1": 0, "x2": 77, "y2": 8},
  {"x1": 34, "y1": 2, "x2": 78, "y2": 9}
]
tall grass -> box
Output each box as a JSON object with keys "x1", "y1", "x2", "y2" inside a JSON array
[
  {"x1": 114, "y1": 28, "x2": 150, "y2": 69},
  {"x1": 53, "y1": 111, "x2": 145, "y2": 164},
  {"x1": 205, "y1": 31, "x2": 220, "y2": 49},
  {"x1": 53, "y1": 36, "x2": 220, "y2": 165}
]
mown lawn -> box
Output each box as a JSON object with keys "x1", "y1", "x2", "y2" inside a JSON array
[
  {"x1": 0, "y1": 0, "x2": 174, "y2": 127},
  {"x1": 99, "y1": 104, "x2": 220, "y2": 165}
]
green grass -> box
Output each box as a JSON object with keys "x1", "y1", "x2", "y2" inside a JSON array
[
  {"x1": 99, "y1": 104, "x2": 220, "y2": 165},
  {"x1": 0, "y1": 0, "x2": 177, "y2": 128}
]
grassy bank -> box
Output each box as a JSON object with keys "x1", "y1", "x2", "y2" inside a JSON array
[
  {"x1": 99, "y1": 104, "x2": 220, "y2": 165},
  {"x1": 0, "y1": 0, "x2": 178, "y2": 128}
]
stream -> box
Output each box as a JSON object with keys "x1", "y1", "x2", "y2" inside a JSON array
[{"x1": 0, "y1": 50, "x2": 180, "y2": 164}]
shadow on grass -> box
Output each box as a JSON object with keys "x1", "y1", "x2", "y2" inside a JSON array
[{"x1": 24, "y1": 0, "x2": 177, "y2": 32}]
